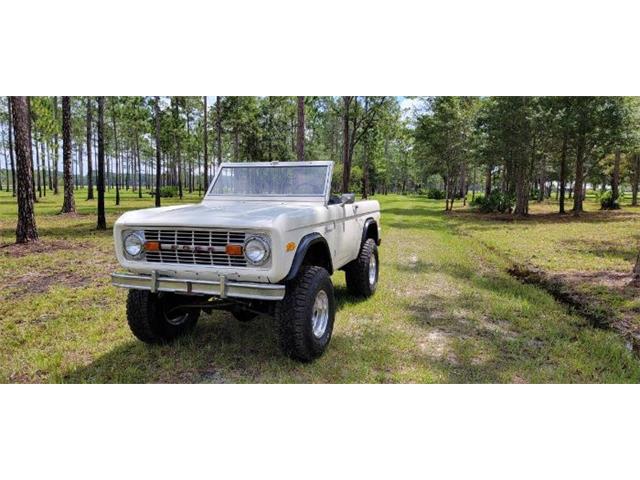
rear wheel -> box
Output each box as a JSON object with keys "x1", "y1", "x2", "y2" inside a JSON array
[
  {"x1": 345, "y1": 238, "x2": 379, "y2": 297},
  {"x1": 275, "y1": 266, "x2": 335, "y2": 362},
  {"x1": 126, "y1": 290, "x2": 199, "y2": 344}
]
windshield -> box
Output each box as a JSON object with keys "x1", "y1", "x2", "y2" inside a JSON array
[{"x1": 208, "y1": 165, "x2": 329, "y2": 197}]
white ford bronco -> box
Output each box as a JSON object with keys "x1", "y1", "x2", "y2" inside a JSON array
[{"x1": 112, "y1": 161, "x2": 381, "y2": 361}]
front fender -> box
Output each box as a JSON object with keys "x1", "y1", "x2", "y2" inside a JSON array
[{"x1": 283, "y1": 233, "x2": 333, "y2": 282}]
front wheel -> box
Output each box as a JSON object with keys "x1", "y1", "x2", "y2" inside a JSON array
[
  {"x1": 345, "y1": 238, "x2": 379, "y2": 297},
  {"x1": 126, "y1": 290, "x2": 200, "y2": 344},
  {"x1": 275, "y1": 266, "x2": 335, "y2": 362}
]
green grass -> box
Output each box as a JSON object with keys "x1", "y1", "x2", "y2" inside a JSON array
[
  {"x1": 0, "y1": 188, "x2": 639, "y2": 383},
  {"x1": 449, "y1": 195, "x2": 640, "y2": 336}
]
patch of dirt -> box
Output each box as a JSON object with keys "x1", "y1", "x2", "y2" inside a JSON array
[
  {"x1": 476, "y1": 315, "x2": 518, "y2": 341},
  {"x1": 4, "y1": 269, "x2": 91, "y2": 300},
  {"x1": 511, "y1": 374, "x2": 528, "y2": 384},
  {"x1": 559, "y1": 239, "x2": 636, "y2": 263},
  {"x1": 558, "y1": 270, "x2": 632, "y2": 289},
  {"x1": 419, "y1": 328, "x2": 459, "y2": 365},
  {"x1": 508, "y1": 263, "x2": 640, "y2": 355},
  {"x1": 0, "y1": 239, "x2": 88, "y2": 258}
]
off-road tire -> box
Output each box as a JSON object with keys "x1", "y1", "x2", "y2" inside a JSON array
[
  {"x1": 126, "y1": 290, "x2": 199, "y2": 344},
  {"x1": 231, "y1": 308, "x2": 258, "y2": 322},
  {"x1": 345, "y1": 238, "x2": 379, "y2": 297},
  {"x1": 275, "y1": 266, "x2": 335, "y2": 362}
]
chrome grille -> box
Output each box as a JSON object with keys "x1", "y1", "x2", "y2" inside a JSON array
[{"x1": 143, "y1": 229, "x2": 248, "y2": 267}]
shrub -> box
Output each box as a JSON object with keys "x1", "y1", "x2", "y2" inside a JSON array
[
  {"x1": 470, "y1": 191, "x2": 514, "y2": 213},
  {"x1": 597, "y1": 190, "x2": 620, "y2": 210},
  {"x1": 159, "y1": 186, "x2": 178, "y2": 198},
  {"x1": 426, "y1": 188, "x2": 445, "y2": 200}
]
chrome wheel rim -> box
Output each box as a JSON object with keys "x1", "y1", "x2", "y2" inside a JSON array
[
  {"x1": 369, "y1": 254, "x2": 377, "y2": 286},
  {"x1": 311, "y1": 290, "x2": 329, "y2": 338}
]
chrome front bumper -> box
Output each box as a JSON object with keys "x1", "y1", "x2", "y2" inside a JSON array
[{"x1": 111, "y1": 271, "x2": 286, "y2": 301}]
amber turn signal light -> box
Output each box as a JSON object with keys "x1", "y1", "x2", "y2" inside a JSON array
[
  {"x1": 144, "y1": 241, "x2": 160, "y2": 251},
  {"x1": 225, "y1": 244, "x2": 244, "y2": 256}
]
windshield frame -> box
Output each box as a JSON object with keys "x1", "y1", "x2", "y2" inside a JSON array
[{"x1": 205, "y1": 161, "x2": 334, "y2": 204}]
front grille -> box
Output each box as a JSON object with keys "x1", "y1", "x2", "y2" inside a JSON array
[{"x1": 143, "y1": 229, "x2": 248, "y2": 267}]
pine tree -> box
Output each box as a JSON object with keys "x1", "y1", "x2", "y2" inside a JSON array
[
  {"x1": 86, "y1": 97, "x2": 94, "y2": 200},
  {"x1": 12, "y1": 97, "x2": 38, "y2": 243},
  {"x1": 60, "y1": 96, "x2": 75, "y2": 213},
  {"x1": 96, "y1": 97, "x2": 106, "y2": 230}
]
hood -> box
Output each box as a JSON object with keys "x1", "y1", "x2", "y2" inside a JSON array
[{"x1": 115, "y1": 200, "x2": 322, "y2": 230}]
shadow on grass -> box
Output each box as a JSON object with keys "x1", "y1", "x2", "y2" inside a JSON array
[
  {"x1": 63, "y1": 286, "x2": 376, "y2": 383},
  {"x1": 63, "y1": 311, "x2": 282, "y2": 383},
  {"x1": 557, "y1": 238, "x2": 639, "y2": 263}
]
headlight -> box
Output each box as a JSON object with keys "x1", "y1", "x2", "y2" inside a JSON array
[
  {"x1": 244, "y1": 235, "x2": 270, "y2": 266},
  {"x1": 123, "y1": 230, "x2": 145, "y2": 258}
]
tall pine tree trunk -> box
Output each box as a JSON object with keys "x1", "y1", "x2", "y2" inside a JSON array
[
  {"x1": 484, "y1": 164, "x2": 492, "y2": 197},
  {"x1": 27, "y1": 97, "x2": 37, "y2": 203},
  {"x1": 60, "y1": 96, "x2": 75, "y2": 213},
  {"x1": 537, "y1": 155, "x2": 546, "y2": 202},
  {"x1": 513, "y1": 97, "x2": 530, "y2": 216},
  {"x1": 35, "y1": 135, "x2": 41, "y2": 198},
  {"x1": 216, "y1": 96, "x2": 222, "y2": 168},
  {"x1": 203, "y1": 96, "x2": 208, "y2": 190},
  {"x1": 78, "y1": 144, "x2": 83, "y2": 190},
  {"x1": 573, "y1": 132, "x2": 585, "y2": 215},
  {"x1": 558, "y1": 132, "x2": 568, "y2": 214},
  {"x1": 86, "y1": 97, "x2": 94, "y2": 200},
  {"x1": 632, "y1": 154, "x2": 639, "y2": 207},
  {"x1": 111, "y1": 101, "x2": 120, "y2": 206},
  {"x1": 342, "y1": 96, "x2": 352, "y2": 193},
  {"x1": 7, "y1": 97, "x2": 16, "y2": 196},
  {"x1": 12, "y1": 97, "x2": 38, "y2": 243},
  {"x1": 296, "y1": 96, "x2": 305, "y2": 161},
  {"x1": 46, "y1": 142, "x2": 52, "y2": 191},
  {"x1": 154, "y1": 96, "x2": 162, "y2": 207},
  {"x1": 96, "y1": 97, "x2": 106, "y2": 230},
  {"x1": 1, "y1": 129, "x2": 7, "y2": 191},
  {"x1": 612, "y1": 147, "x2": 621, "y2": 204},
  {"x1": 362, "y1": 98, "x2": 370, "y2": 199},
  {"x1": 40, "y1": 138, "x2": 46, "y2": 196},
  {"x1": 136, "y1": 132, "x2": 142, "y2": 198},
  {"x1": 173, "y1": 97, "x2": 183, "y2": 200},
  {"x1": 52, "y1": 96, "x2": 59, "y2": 194}
]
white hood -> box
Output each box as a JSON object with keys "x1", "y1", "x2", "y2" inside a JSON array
[{"x1": 115, "y1": 200, "x2": 325, "y2": 231}]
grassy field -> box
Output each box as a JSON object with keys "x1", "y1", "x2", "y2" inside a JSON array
[
  {"x1": 450, "y1": 195, "x2": 640, "y2": 345},
  {"x1": 1, "y1": 188, "x2": 639, "y2": 383}
]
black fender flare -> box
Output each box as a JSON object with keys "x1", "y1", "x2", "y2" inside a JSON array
[
  {"x1": 283, "y1": 233, "x2": 334, "y2": 282},
  {"x1": 361, "y1": 218, "x2": 381, "y2": 247}
]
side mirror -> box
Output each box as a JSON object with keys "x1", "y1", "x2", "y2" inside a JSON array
[{"x1": 340, "y1": 193, "x2": 355, "y2": 205}]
